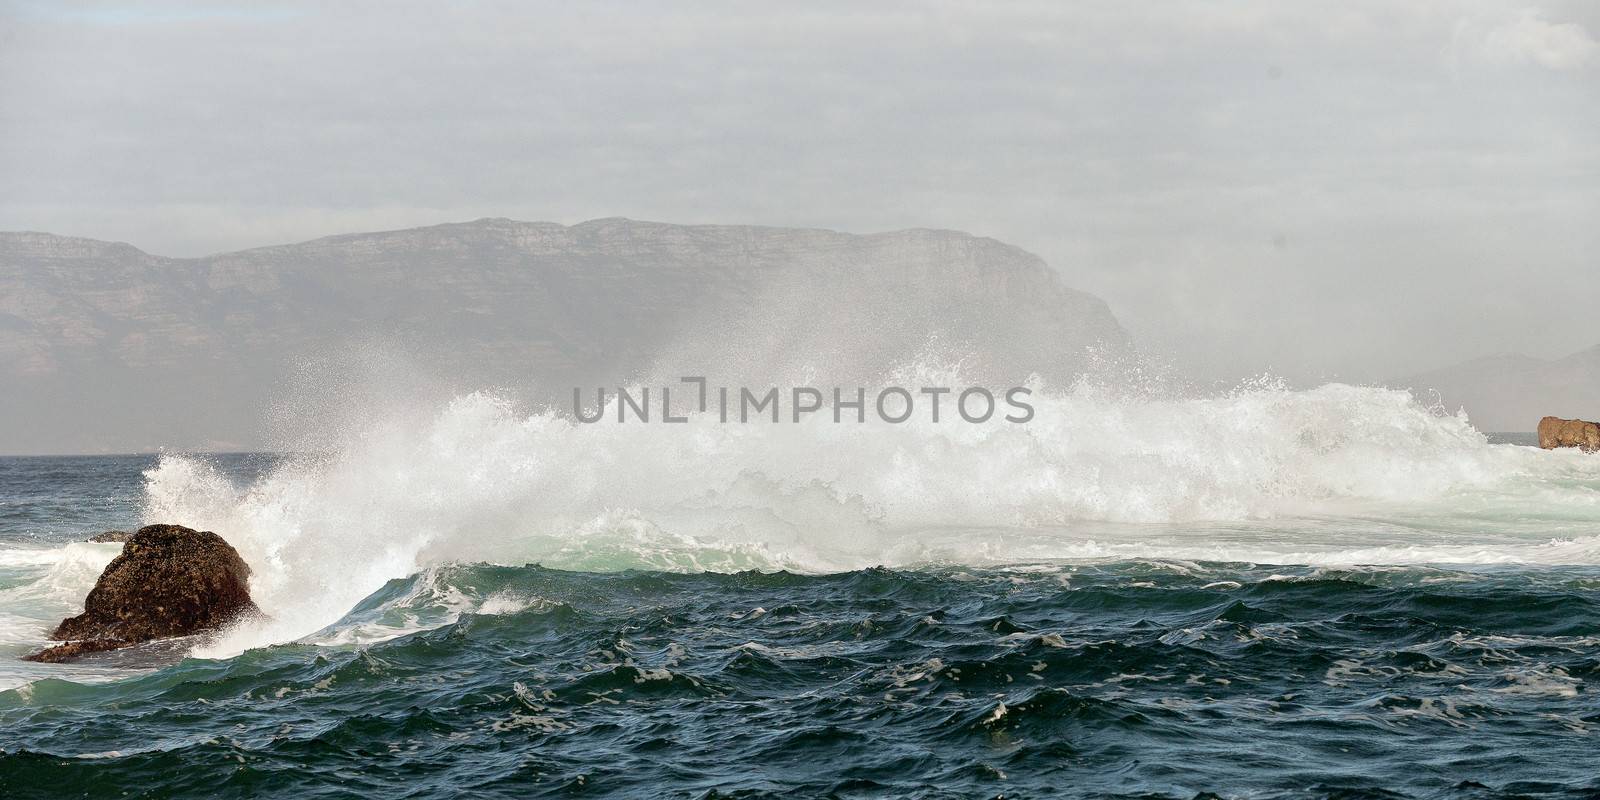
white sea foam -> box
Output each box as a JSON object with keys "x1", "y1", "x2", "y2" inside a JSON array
[
  {"x1": 0, "y1": 543, "x2": 136, "y2": 689},
  {"x1": 102, "y1": 378, "x2": 1600, "y2": 657}
]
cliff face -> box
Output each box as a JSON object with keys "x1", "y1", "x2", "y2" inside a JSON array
[
  {"x1": 0, "y1": 218, "x2": 1130, "y2": 453},
  {"x1": 1394, "y1": 345, "x2": 1600, "y2": 433}
]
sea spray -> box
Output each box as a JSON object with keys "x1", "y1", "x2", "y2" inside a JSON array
[{"x1": 131, "y1": 378, "x2": 1600, "y2": 657}]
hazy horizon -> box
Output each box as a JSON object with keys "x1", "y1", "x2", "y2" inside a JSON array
[
  {"x1": 6, "y1": 211, "x2": 1598, "y2": 380},
  {"x1": 3, "y1": 214, "x2": 1595, "y2": 457}
]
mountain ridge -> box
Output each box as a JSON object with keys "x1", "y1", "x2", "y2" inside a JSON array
[
  {"x1": 0, "y1": 217, "x2": 1033, "y2": 260},
  {"x1": 1, "y1": 218, "x2": 1130, "y2": 453}
]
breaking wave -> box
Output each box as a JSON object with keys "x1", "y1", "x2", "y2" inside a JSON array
[{"x1": 124, "y1": 377, "x2": 1600, "y2": 656}]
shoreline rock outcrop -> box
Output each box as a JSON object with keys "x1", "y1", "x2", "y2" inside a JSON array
[
  {"x1": 1537, "y1": 416, "x2": 1600, "y2": 452},
  {"x1": 24, "y1": 524, "x2": 258, "y2": 663}
]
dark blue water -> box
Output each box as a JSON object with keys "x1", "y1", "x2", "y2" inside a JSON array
[{"x1": 1, "y1": 452, "x2": 1598, "y2": 799}]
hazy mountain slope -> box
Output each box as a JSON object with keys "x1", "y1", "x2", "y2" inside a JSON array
[
  {"x1": 1394, "y1": 345, "x2": 1600, "y2": 432},
  {"x1": 0, "y1": 218, "x2": 1130, "y2": 454}
]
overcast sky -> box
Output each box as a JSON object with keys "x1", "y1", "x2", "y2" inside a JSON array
[{"x1": 2, "y1": 0, "x2": 1595, "y2": 382}]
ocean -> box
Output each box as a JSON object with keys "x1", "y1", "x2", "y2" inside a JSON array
[{"x1": 1, "y1": 383, "x2": 1598, "y2": 798}]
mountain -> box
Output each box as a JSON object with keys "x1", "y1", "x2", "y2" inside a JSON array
[
  {"x1": 1393, "y1": 345, "x2": 1600, "y2": 433},
  {"x1": 0, "y1": 218, "x2": 1130, "y2": 454}
]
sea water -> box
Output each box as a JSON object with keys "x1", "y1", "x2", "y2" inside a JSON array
[{"x1": 1, "y1": 382, "x2": 1598, "y2": 797}]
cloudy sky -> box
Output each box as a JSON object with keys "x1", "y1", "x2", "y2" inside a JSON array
[{"x1": 2, "y1": 1, "x2": 1596, "y2": 382}]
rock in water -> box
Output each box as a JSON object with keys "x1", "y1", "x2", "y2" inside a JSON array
[
  {"x1": 24, "y1": 524, "x2": 258, "y2": 663},
  {"x1": 87, "y1": 529, "x2": 132, "y2": 543},
  {"x1": 1537, "y1": 416, "x2": 1600, "y2": 452}
]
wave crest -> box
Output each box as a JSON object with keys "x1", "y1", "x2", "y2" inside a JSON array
[{"x1": 141, "y1": 379, "x2": 1600, "y2": 655}]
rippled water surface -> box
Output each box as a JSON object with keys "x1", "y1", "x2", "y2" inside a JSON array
[
  {"x1": 3, "y1": 560, "x2": 1600, "y2": 798},
  {"x1": 0, "y1": 402, "x2": 1596, "y2": 798}
]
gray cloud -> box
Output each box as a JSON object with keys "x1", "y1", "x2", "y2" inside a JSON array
[{"x1": 2, "y1": 0, "x2": 1595, "y2": 382}]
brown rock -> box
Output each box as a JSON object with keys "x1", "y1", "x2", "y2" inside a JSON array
[
  {"x1": 1537, "y1": 416, "x2": 1600, "y2": 452},
  {"x1": 20, "y1": 639, "x2": 126, "y2": 664},
  {"x1": 87, "y1": 530, "x2": 132, "y2": 543},
  {"x1": 23, "y1": 524, "x2": 258, "y2": 663}
]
